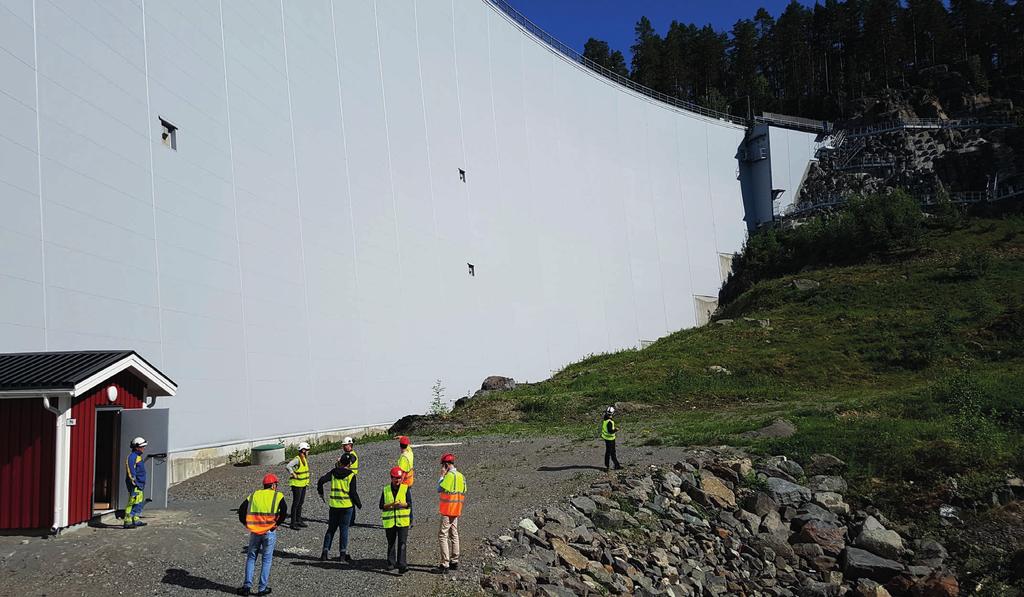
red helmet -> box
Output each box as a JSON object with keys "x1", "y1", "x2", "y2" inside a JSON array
[
  {"x1": 441, "y1": 453, "x2": 455, "y2": 464},
  {"x1": 390, "y1": 466, "x2": 404, "y2": 479},
  {"x1": 397, "y1": 435, "x2": 410, "y2": 446},
  {"x1": 262, "y1": 473, "x2": 279, "y2": 485}
]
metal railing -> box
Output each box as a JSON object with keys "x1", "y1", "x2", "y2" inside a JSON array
[
  {"x1": 791, "y1": 185, "x2": 1021, "y2": 217},
  {"x1": 847, "y1": 116, "x2": 1016, "y2": 138},
  {"x1": 484, "y1": 0, "x2": 747, "y2": 126},
  {"x1": 835, "y1": 158, "x2": 897, "y2": 171},
  {"x1": 757, "y1": 112, "x2": 832, "y2": 133}
]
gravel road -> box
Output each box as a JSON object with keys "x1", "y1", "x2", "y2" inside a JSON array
[{"x1": 0, "y1": 435, "x2": 691, "y2": 596}]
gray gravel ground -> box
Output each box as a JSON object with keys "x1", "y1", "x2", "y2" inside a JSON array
[{"x1": 0, "y1": 435, "x2": 695, "y2": 596}]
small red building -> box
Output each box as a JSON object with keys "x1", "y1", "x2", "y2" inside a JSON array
[{"x1": 0, "y1": 351, "x2": 176, "y2": 532}]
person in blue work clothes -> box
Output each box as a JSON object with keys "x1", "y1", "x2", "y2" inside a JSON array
[{"x1": 123, "y1": 436, "x2": 148, "y2": 528}]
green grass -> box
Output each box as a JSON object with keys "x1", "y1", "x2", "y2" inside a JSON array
[
  {"x1": 447, "y1": 215, "x2": 1024, "y2": 508},
  {"x1": 283, "y1": 430, "x2": 392, "y2": 459}
]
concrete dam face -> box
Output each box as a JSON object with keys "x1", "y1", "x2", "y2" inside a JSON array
[{"x1": 0, "y1": 0, "x2": 751, "y2": 454}]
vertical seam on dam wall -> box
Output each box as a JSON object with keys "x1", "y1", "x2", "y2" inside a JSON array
[
  {"x1": 411, "y1": 0, "x2": 444, "y2": 305},
  {"x1": 328, "y1": 1, "x2": 362, "y2": 299},
  {"x1": 279, "y1": 0, "x2": 317, "y2": 403},
  {"x1": 217, "y1": 0, "x2": 254, "y2": 442},
  {"x1": 31, "y1": 0, "x2": 48, "y2": 349},
  {"x1": 140, "y1": 0, "x2": 166, "y2": 365},
  {"x1": 372, "y1": 0, "x2": 405, "y2": 310}
]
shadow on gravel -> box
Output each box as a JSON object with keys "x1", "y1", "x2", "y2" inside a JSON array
[
  {"x1": 162, "y1": 568, "x2": 237, "y2": 593},
  {"x1": 87, "y1": 521, "x2": 134, "y2": 530},
  {"x1": 537, "y1": 464, "x2": 606, "y2": 472},
  {"x1": 286, "y1": 557, "x2": 429, "y2": 577}
]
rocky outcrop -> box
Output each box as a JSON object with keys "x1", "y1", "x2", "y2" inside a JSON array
[{"x1": 481, "y1": 449, "x2": 958, "y2": 596}]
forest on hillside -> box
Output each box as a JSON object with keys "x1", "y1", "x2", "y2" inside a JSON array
[{"x1": 580, "y1": 0, "x2": 1024, "y2": 120}]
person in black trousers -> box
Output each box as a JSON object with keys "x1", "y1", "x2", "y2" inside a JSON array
[
  {"x1": 601, "y1": 406, "x2": 621, "y2": 470},
  {"x1": 285, "y1": 442, "x2": 311, "y2": 529},
  {"x1": 380, "y1": 466, "x2": 412, "y2": 573}
]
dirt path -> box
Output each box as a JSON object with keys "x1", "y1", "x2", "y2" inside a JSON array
[{"x1": 0, "y1": 435, "x2": 691, "y2": 596}]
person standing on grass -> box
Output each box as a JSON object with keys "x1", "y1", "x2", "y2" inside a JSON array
[
  {"x1": 380, "y1": 466, "x2": 412, "y2": 573},
  {"x1": 237, "y1": 473, "x2": 287, "y2": 596},
  {"x1": 601, "y1": 406, "x2": 622, "y2": 471},
  {"x1": 436, "y1": 453, "x2": 466, "y2": 574},
  {"x1": 284, "y1": 442, "x2": 310, "y2": 529},
  {"x1": 316, "y1": 452, "x2": 361, "y2": 562}
]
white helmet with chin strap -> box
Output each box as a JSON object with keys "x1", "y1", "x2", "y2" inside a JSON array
[
  {"x1": 605, "y1": 406, "x2": 615, "y2": 416},
  {"x1": 298, "y1": 442, "x2": 311, "y2": 451},
  {"x1": 131, "y1": 436, "x2": 148, "y2": 447}
]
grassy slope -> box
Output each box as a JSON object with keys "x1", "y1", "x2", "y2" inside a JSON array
[{"x1": 445, "y1": 217, "x2": 1024, "y2": 509}]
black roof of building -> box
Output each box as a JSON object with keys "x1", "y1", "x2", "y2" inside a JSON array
[{"x1": 0, "y1": 350, "x2": 172, "y2": 392}]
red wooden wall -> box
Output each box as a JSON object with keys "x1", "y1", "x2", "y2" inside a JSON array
[
  {"x1": 67, "y1": 372, "x2": 145, "y2": 526},
  {"x1": 0, "y1": 399, "x2": 56, "y2": 529}
]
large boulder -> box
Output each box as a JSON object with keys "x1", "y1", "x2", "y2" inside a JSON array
[
  {"x1": 481, "y1": 375, "x2": 516, "y2": 391},
  {"x1": 740, "y1": 418, "x2": 797, "y2": 440},
  {"x1": 549, "y1": 538, "x2": 589, "y2": 570},
  {"x1": 796, "y1": 520, "x2": 847, "y2": 556},
  {"x1": 856, "y1": 527, "x2": 905, "y2": 560},
  {"x1": 387, "y1": 414, "x2": 425, "y2": 435},
  {"x1": 807, "y1": 475, "x2": 848, "y2": 493},
  {"x1": 792, "y1": 503, "x2": 841, "y2": 529},
  {"x1": 914, "y1": 538, "x2": 948, "y2": 568},
  {"x1": 592, "y1": 509, "x2": 627, "y2": 530},
  {"x1": 853, "y1": 579, "x2": 892, "y2": 597},
  {"x1": 814, "y1": 492, "x2": 851, "y2": 516},
  {"x1": 518, "y1": 518, "x2": 539, "y2": 534},
  {"x1": 806, "y1": 453, "x2": 848, "y2": 476},
  {"x1": 744, "y1": 492, "x2": 780, "y2": 517},
  {"x1": 843, "y1": 547, "x2": 906, "y2": 583},
  {"x1": 915, "y1": 573, "x2": 959, "y2": 597},
  {"x1": 766, "y1": 477, "x2": 813, "y2": 507},
  {"x1": 699, "y1": 474, "x2": 737, "y2": 509},
  {"x1": 755, "y1": 532, "x2": 798, "y2": 563},
  {"x1": 569, "y1": 496, "x2": 597, "y2": 516}
]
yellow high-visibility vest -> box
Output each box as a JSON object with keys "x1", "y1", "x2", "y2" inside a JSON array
[
  {"x1": 328, "y1": 474, "x2": 353, "y2": 509},
  {"x1": 290, "y1": 454, "x2": 309, "y2": 487},
  {"x1": 601, "y1": 419, "x2": 616, "y2": 441},
  {"x1": 381, "y1": 484, "x2": 410, "y2": 528},
  {"x1": 398, "y1": 447, "x2": 414, "y2": 486},
  {"x1": 438, "y1": 470, "x2": 466, "y2": 517},
  {"x1": 245, "y1": 489, "x2": 284, "y2": 535}
]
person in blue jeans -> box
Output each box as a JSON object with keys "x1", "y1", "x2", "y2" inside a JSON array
[
  {"x1": 123, "y1": 436, "x2": 148, "y2": 528},
  {"x1": 316, "y1": 452, "x2": 361, "y2": 561},
  {"x1": 237, "y1": 473, "x2": 287, "y2": 596}
]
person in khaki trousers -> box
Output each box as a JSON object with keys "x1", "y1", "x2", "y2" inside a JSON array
[{"x1": 436, "y1": 453, "x2": 466, "y2": 574}]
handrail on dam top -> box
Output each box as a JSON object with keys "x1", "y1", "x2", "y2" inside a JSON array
[{"x1": 485, "y1": 0, "x2": 748, "y2": 126}]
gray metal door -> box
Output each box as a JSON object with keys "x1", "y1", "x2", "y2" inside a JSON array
[{"x1": 118, "y1": 408, "x2": 170, "y2": 510}]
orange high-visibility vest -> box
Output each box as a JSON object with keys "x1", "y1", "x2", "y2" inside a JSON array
[
  {"x1": 245, "y1": 489, "x2": 284, "y2": 535},
  {"x1": 438, "y1": 470, "x2": 466, "y2": 517}
]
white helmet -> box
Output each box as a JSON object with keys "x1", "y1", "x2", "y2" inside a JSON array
[
  {"x1": 342, "y1": 436, "x2": 354, "y2": 445},
  {"x1": 605, "y1": 406, "x2": 615, "y2": 415},
  {"x1": 298, "y1": 442, "x2": 311, "y2": 451},
  {"x1": 131, "y1": 436, "x2": 148, "y2": 447}
]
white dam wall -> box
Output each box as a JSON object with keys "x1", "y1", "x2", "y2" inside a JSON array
[{"x1": 0, "y1": 0, "x2": 749, "y2": 452}]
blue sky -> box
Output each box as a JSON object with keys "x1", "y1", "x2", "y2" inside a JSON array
[{"x1": 503, "y1": 0, "x2": 811, "y2": 63}]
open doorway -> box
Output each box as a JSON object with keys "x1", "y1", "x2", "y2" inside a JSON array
[{"x1": 93, "y1": 409, "x2": 120, "y2": 513}]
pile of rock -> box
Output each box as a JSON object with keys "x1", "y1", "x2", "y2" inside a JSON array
[{"x1": 481, "y1": 449, "x2": 958, "y2": 596}]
